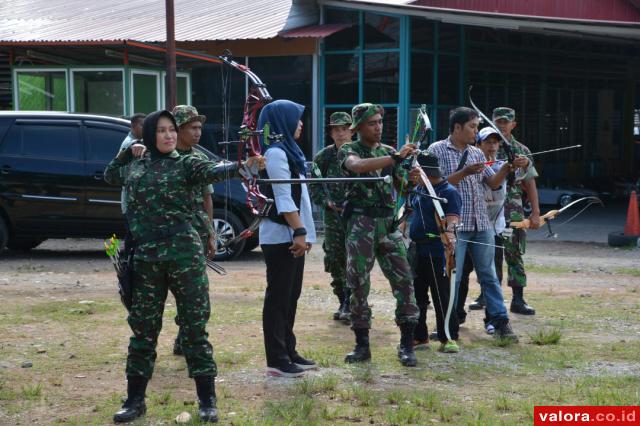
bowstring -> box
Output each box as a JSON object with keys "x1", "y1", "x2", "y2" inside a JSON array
[
  {"x1": 220, "y1": 59, "x2": 232, "y2": 253},
  {"x1": 550, "y1": 201, "x2": 600, "y2": 229}
]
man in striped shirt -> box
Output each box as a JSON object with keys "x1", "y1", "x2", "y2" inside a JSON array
[{"x1": 427, "y1": 107, "x2": 528, "y2": 341}]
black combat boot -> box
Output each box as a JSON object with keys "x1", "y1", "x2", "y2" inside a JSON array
[
  {"x1": 510, "y1": 287, "x2": 536, "y2": 315},
  {"x1": 113, "y1": 376, "x2": 148, "y2": 423},
  {"x1": 469, "y1": 291, "x2": 486, "y2": 310},
  {"x1": 173, "y1": 335, "x2": 183, "y2": 356},
  {"x1": 333, "y1": 292, "x2": 345, "y2": 320},
  {"x1": 345, "y1": 329, "x2": 371, "y2": 363},
  {"x1": 339, "y1": 289, "x2": 351, "y2": 324},
  {"x1": 194, "y1": 375, "x2": 218, "y2": 423},
  {"x1": 397, "y1": 323, "x2": 417, "y2": 367}
]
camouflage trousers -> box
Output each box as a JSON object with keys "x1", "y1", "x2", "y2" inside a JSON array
[
  {"x1": 503, "y1": 228, "x2": 527, "y2": 288},
  {"x1": 174, "y1": 236, "x2": 209, "y2": 340},
  {"x1": 126, "y1": 256, "x2": 216, "y2": 379},
  {"x1": 323, "y1": 209, "x2": 348, "y2": 298},
  {"x1": 345, "y1": 214, "x2": 419, "y2": 329}
]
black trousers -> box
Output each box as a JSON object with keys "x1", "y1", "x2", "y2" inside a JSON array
[
  {"x1": 413, "y1": 252, "x2": 459, "y2": 342},
  {"x1": 457, "y1": 235, "x2": 504, "y2": 318},
  {"x1": 261, "y1": 243, "x2": 305, "y2": 367}
]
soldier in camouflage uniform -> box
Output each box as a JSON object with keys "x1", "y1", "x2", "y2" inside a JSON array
[
  {"x1": 105, "y1": 110, "x2": 263, "y2": 424},
  {"x1": 338, "y1": 103, "x2": 420, "y2": 367},
  {"x1": 494, "y1": 107, "x2": 538, "y2": 315},
  {"x1": 309, "y1": 112, "x2": 353, "y2": 323},
  {"x1": 171, "y1": 105, "x2": 215, "y2": 356}
]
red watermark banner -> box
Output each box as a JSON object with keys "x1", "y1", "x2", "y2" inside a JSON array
[{"x1": 534, "y1": 406, "x2": 638, "y2": 425}]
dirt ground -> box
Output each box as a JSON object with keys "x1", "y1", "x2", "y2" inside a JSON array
[{"x1": 0, "y1": 238, "x2": 638, "y2": 425}]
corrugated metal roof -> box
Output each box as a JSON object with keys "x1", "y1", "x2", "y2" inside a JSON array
[
  {"x1": 279, "y1": 23, "x2": 351, "y2": 38},
  {"x1": 0, "y1": 0, "x2": 297, "y2": 42}
]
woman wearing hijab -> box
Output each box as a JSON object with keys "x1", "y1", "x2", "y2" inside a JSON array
[
  {"x1": 258, "y1": 100, "x2": 317, "y2": 378},
  {"x1": 105, "y1": 110, "x2": 263, "y2": 423}
]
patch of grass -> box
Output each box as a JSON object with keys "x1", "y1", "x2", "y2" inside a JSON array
[
  {"x1": 614, "y1": 267, "x2": 640, "y2": 277},
  {"x1": 530, "y1": 328, "x2": 562, "y2": 345},
  {"x1": 494, "y1": 395, "x2": 514, "y2": 412},
  {"x1": 351, "y1": 384, "x2": 376, "y2": 407},
  {"x1": 263, "y1": 395, "x2": 321, "y2": 425},
  {"x1": 20, "y1": 383, "x2": 43, "y2": 400},
  {"x1": 26, "y1": 300, "x2": 115, "y2": 322},
  {"x1": 294, "y1": 375, "x2": 339, "y2": 396},
  {"x1": 386, "y1": 401, "x2": 421, "y2": 425},
  {"x1": 491, "y1": 336, "x2": 517, "y2": 348},
  {"x1": 150, "y1": 390, "x2": 172, "y2": 405},
  {"x1": 525, "y1": 264, "x2": 574, "y2": 274},
  {"x1": 350, "y1": 364, "x2": 375, "y2": 384}
]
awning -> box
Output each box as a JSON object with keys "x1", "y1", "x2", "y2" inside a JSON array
[{"x1": 279, "y1": 24, "x2": 352, "y2": 38}]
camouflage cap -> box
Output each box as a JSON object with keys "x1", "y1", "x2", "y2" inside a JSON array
[
  {"x1": 492, "y1": 107, "x2": 515, "y2": 122},
  {"x1": 329, "y1": 111, "x2": 352, "y2": 126},
  {"x1": 350, "y1": 103, "x2": 384, "y2": 130},
  {"x1": 172, "y1": 105, "x2": 206, "y2": 128}
]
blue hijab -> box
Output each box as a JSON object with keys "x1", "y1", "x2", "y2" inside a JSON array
[{"x1": 258, "y1": 100, "x2": 306, "y2": 173}]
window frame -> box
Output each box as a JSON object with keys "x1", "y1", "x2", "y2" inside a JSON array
[
  {"x1": 12, "y1": 68, "x2": 70, "y2": 112},
  {"x1": 69, "y1": 67, "x2": 126, "y2": 116}
]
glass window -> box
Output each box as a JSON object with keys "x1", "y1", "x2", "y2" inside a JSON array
[
  {"x1": 437, "y1": 55, "x2": 460, "y2": 106},
  {"x1": 132, "y1": 72, "x2": 159, "y2": 114},
  {"x1": 324, "y1": 9, "x2": 359, "y2": 50},
  {"x1": 191, "y1": 63, "x2": 245, "y2": 156},
  {"x1": 381, "y1": 107, "x2": 398, "y2": 148},
  {"x1": 86, "y1": 125, "x2": 129, "y2": 162},
  {"x1": 436, "y1": 108, "x2": 453, "y2": 141},
  {"x1": 411, "y1": 53, "x2": 433, "y2": 104},
  {"x1": 411, "y1": 18, "x2": 434, "y2": 50},
  {"x1": 0, "y1": 124, "x2": 21, "y2": 155},
  {"x1": 439, "y1": 23, "x2": 461, "y2": 53},
  {"x1": 73, "y1": 70, "x2": 124, "y2": 116},
  {"x1": 364, "y1": 52, "x2": 399, "y2": 104},
  {"x1": 326, "y1": 54, "x2": 359, "y2": 105},
  {"x1": 177, "y1": 75, "x2": 189, "y2": 105},
  {"x1": 364, "y1": 13, "x2": 399, "y2": 49},
  {"x1": 17, "y1": 124, "x2": 81, "y2": 160},
  {"x1": 17, "y1": 71, "x2": 67, "y2": 111}
]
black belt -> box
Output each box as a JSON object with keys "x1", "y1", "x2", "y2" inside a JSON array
[
  {"x1": 133, "y1": 223, "x2": 191, "y2": 245},
  {"x1": 351, "y1": 206, "x2": 394, "y2": 218}
]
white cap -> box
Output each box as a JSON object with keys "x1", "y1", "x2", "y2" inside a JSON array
[{"x1": 477, "y1": 126, "x2": 501, "y2": 143}]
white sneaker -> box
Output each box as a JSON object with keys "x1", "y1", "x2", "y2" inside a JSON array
[{"x1": 485, "y1": 323, "x2": 495, "y2": 335}]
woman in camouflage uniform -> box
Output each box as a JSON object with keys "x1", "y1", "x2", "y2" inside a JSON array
[{"x1": 105, "y1": 110, "x2": 262, "y2": 423}]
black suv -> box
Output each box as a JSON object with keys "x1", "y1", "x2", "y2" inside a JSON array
[{"x1": 0, "y1": 111, "x2": 257, "y2": 260}]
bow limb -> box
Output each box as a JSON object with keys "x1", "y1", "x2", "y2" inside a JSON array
[
  {"x1": 510, "y1": 196, "x2": 603, "y2": 229},
  {"x1": 217, "y1": 50, "x2": 274, "y2": 253},
  {"x1": 468, "y1": 86, "x2": 515, "y2": 164}
]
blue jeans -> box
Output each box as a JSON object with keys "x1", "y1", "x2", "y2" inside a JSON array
[{"x1": 454, "y1": 230, "x2": 508, "y2": 321}]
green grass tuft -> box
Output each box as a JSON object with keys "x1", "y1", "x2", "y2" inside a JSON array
[{"x1": 530, "y1": 328, "x2": 562, "y2": 345}]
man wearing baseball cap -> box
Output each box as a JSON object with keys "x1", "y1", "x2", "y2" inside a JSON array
[
  {"x1": 493, "y1": 107, "x2": 538, "y2": 316},
  {"x1": 171, "y1": 105, "x2": 216, "y2": 356},
  {"x1": 309, "y1": 112, "x2": 353, "y2": 323},
  {"x1": 338, "y1": 103, "x2": 420, "y2": 367},
  {"x1": 457, "y1": 127, "x2": 512, "y2": 332}
]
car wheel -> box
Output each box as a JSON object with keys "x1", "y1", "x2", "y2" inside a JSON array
[
  {"x1": 558, "y1": 194, "x2": 572, "y2": 208},
  {"x1": 7, "y1": 239, "x2": 44, "y2": 251},
  {"x1": 0, "y1": 217, "x2": 8, "y2": 252},
  {"x1": 607, "y1": 231, "x2": 639, "y2": 248},
  {"x1": 243, "y1": 239, "x2": 259, "y2": 252},
  {"x1": 212, "y1": 210, "x2": 246, "y2": 261}
]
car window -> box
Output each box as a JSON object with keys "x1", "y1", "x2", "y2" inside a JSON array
[
  {"x1": 2, "y1": 123, "x2": 81, "y2": 160},
  {"x1": 0, "y1": 118, "x2": 13, "y2": 143},
  {"x1": 86, "y1": 124, "x2": 129, "y2": 162}
]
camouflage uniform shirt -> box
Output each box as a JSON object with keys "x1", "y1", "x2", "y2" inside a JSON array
[
  {"x1": 309, "y1": 144, "x2": 347, "y2": 207},
  {"x1": 104, "y1": 150, "x2": 238, "y2": 262},
  {"x1": 338, "y1": 140, "x2": 405, "y2": 209},
  {"x1": 498, "y1": 136, "x2": 538, "y2": 221},
  {"x1": 176, "y1": 147, "x2": 215, "y2": 239}
]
